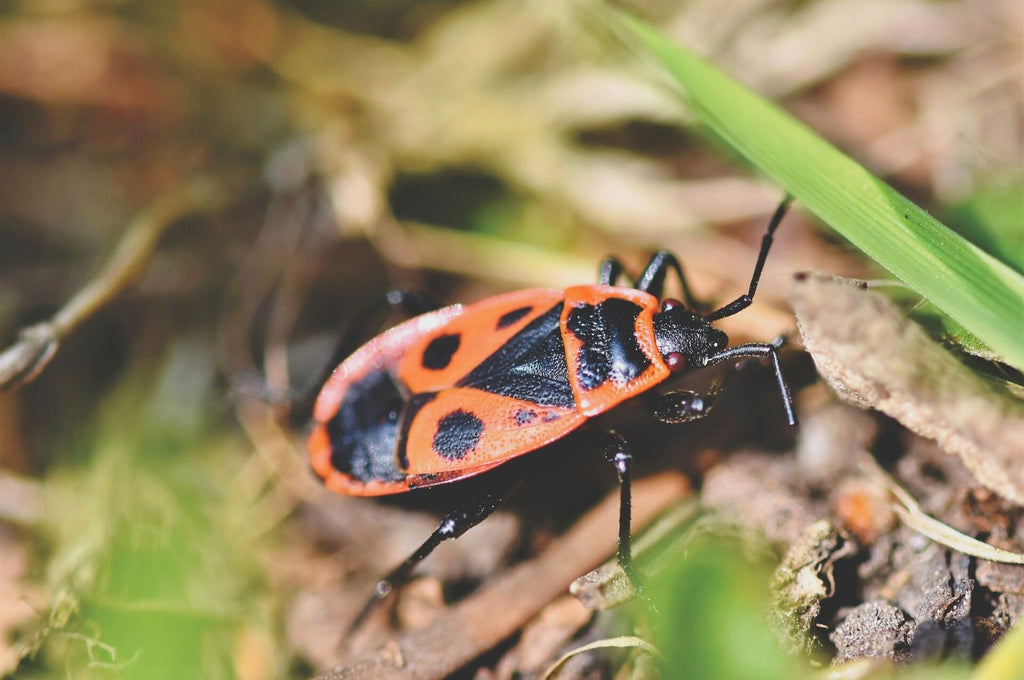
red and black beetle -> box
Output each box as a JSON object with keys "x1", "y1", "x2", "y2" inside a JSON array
[{"x1": 309, "y1": 199, "x2": 796, "y2": 624}]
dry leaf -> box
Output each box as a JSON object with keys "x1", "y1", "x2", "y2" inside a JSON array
[{"x1": 789, "y1": 273, "x2": 1024, "y2": 505}]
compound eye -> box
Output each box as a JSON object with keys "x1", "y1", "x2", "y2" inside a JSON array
[
  {"x1": 665, "y1": 352, "x2": 687, "y2": 372},
  {"x1": 662, "y1": 298, "x2": 684, "y2": 311}
]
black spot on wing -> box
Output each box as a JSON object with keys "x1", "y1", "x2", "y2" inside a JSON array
[
  {"x1": 422, "y1": 333, "x2": 461, "y2": 370},
  {"x1": 326, "y1": 369, "x2": 407, "y2": 483},
  {"x1": 514, "y1": 409, "x2": 537, "y2": 425},
  {"x1": 566, "y1": 298, "x2": 651, "y2": 390},
  {"x1": 496, "y1": 306, "x2": 533, "y2": 329},
  {"x1": 458, "y1": 303, "x2": 575, "y2": 408},
  {"x1": 433, "y1": 410, "x2": 484, "y2": 460}
]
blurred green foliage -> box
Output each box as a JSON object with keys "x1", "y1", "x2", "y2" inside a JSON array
[
  {"x1": 648, "y1": 539, "x2": 797, "y2": 680},
  {"x1": 21, "y1": 357, "x2": 272, "y2": 680},
  {"x1": 946, "y1": 181, "x2": 1024, "y2": 275}
]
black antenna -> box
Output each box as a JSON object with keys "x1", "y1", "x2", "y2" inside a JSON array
[{"x1": 705, "y1": 196, "x2": 792, "y2": 322}]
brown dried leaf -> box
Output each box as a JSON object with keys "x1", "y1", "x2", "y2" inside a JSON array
[{"x1": 789, "y1": 273, "x2": 1024, "y2": 505}]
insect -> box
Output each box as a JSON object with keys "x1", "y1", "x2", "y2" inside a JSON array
[{"x1": 309, "y1": 198, "x2": 797, "y2": 626}]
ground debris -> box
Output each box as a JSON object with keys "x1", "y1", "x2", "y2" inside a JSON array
[
  {"x1": 701, "y1": 451, "x2": 821, "y2": 546},
  {"x1": 831, "y1": 601, "x2": 914, "y2": 664},
  {"x1": 490, "y1": 596, "x2": 594, "y2": 680},
  {"x1": 311, "y1": 474, "x2": 688, "y2": 680},
  {"x1": 771, "y1": 520, "x2": 857, "y2": 657},
  {"x1": 694, "y1": 398, "x2": 1023, "y2": 669},
  {"x1": 900, "y1": 548, "x2": 974, "y2": 660}
]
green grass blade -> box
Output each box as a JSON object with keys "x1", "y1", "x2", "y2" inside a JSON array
[{"x1": 603, "y1": 8, "x2": 1024, "y2": 370}]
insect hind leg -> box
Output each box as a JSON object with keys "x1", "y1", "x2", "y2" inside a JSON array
[
  {"x1": 349, "y1": 474, "x2": 518, "y2": 632},
  {"x1": 292, "y1": 289, "x2": 441, "y2": 414}
]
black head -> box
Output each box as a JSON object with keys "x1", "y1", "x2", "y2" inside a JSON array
[{"x1": 652, "y1": 299, "x2": 728, "y2": 372}]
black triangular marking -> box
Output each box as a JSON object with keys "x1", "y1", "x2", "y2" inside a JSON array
[{"x1": 458, "y1": 302, "x2": 575, "y2": 408}]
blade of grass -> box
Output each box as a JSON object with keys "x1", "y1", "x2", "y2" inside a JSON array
[{"x1": 599, "y1": 7, "x2": 1024, "y2": 370}]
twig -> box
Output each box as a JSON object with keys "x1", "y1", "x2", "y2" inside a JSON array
[
  {"x1": 312, "y1": 472, "x2": 690, "y2": 680},
  {"x1": 0, "y1": 176, "x2": 229, "y2": 391}
]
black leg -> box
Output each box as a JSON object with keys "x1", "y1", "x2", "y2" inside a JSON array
[
  {"x1": 705, "y1": 340, "x2": 797, "y2": 426},
  {"x1": 636, "y1": 250, "x2": 702, "y2": 310},
  {"x1": 349, "y1": 478, "x2": 515, "y2": 631},
  {"x1": 651, "y1": 378, "x2": 723, "y2": 424},
  {"x1": 598, "y1": 257, "x2": 626, "y2": 286},
  {"x1": 599, "y1": 431, "x2": 635, "y2": 579},
  {"x1": 601, "y1": 253, "x2": 702, "y2": 312},
  {"x1": 704, "y1": 197, "x2": 792, "y2": 322},
  {"x1": 384, "y1": 289, "x2": 442, "y2": 317},
  {"x1": 296, "y1": 289, "x2": 441, "y2": 408}
]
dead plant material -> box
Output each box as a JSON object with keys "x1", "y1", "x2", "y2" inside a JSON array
[
  {"x1": 312, "y1": 472, "x2": 689, "y2": 680},
  {"x1": 865, "y1": 460, "x2": 1024, "y2": 565},
  {"x1": 771, "y1": 520, "x2": 857, "y2": 657},
  {"x1": 540, "y1": 636, "x2": 659, "y2": 680},
  {"x1": 492, "y1": 596, "x2": 594, "y2": 680},
  {"x1": 0, "y1": 177, "x2": 229, "y2": 392},
  {"x1": 788, "y1": 272, "x2": 1024, "y2": 505}
]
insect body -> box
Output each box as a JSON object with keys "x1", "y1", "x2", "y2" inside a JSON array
[{"x1": 309, "y1": 199, "x2": 797, "y2": 625}]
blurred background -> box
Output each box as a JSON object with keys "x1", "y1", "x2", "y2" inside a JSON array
[{"x1": 0, "y1": 0, "x2": 1020, "y2": 678}]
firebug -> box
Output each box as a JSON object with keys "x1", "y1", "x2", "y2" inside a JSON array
[{"x1": 308, "y1": 198, "x2": 797, "y2": 625}]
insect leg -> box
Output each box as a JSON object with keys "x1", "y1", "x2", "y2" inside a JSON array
[
  {"x1": 599, "y1": 430, "x2": 636, "y2": 579},
  {"x1": 384, "y1": 289, "x2": 441, "y2": 317},
  {"x1": 704, "y1": 197, "x2": 792, "y2": 322},
  {"x1": 635, "y1": 250, "x2": 702, "y2": 310},
  {"x1": 349, "y1": 477, "x2": 517, "y2": 631},
  {"x1": 331, "y1": 290, "x2": 440, "y2": 370},
  {"x1": 705, "y1": 340, "x2": 797, "y2": 426},
  {"x1": 294, "y1": 289, "x2": 442, "y2": 410},
  {"x1": 598, "y1": 257, "x2": 626, "y2": 286}
]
